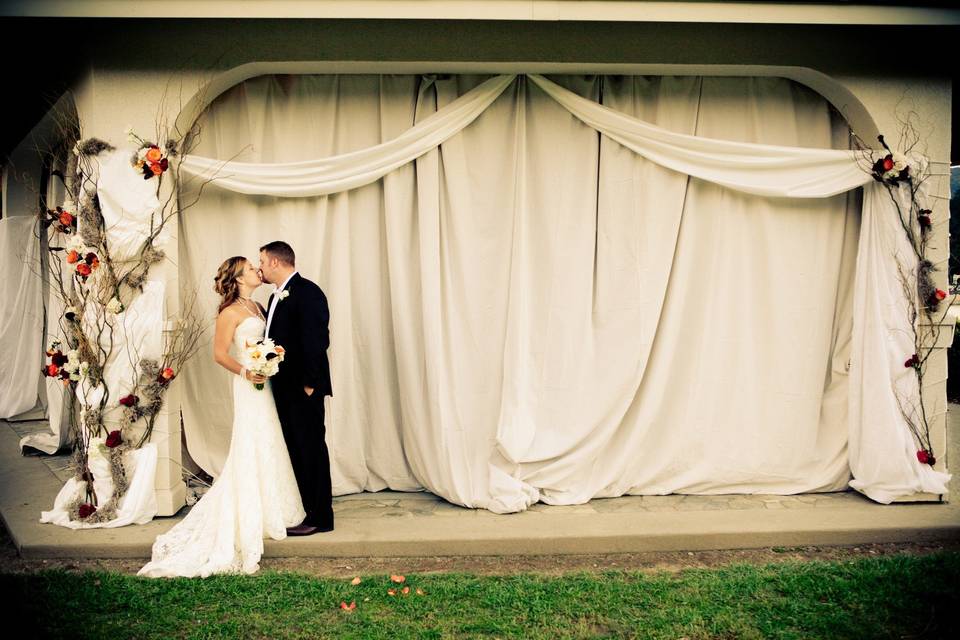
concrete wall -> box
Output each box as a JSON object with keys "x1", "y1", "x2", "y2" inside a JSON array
[{"x1": 14, "y1": 17, "x2": 952, "y2": 508}]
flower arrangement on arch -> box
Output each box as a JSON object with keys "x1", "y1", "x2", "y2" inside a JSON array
[
  {"x1": 42, "y1": 340, "x2": 88, "y2": 385},
  {"x1": 64, "y1": 235, "x2": 100, "y2": 282},
  {"x1": 859, "y1": 131, "x2": 953, "y2": 468},
  {"x1": 125, "y1": 127, "x2": 177, "y2": 180},
  {"x1": 44, "y1": 205, "x2": 77, "y2": 234}
]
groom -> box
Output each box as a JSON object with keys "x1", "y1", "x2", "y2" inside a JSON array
[{"x1": 259, "y1": 241, "x2": 334, "y2": 535}]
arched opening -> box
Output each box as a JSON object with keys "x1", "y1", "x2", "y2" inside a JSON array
[{"x1": 174, "y1": 70, "x2": 868, "y2": 512}]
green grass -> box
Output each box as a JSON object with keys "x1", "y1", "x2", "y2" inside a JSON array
[{"x1": 6, "y1": 552, "x2": 959, "y2": 639}]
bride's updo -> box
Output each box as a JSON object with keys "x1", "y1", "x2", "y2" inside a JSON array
[{"x1": 214, "y1": 256, "x2": 247, "y2": 314}]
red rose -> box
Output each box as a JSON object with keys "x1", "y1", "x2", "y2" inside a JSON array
[
  {"x1": 76, "y1": 263, "x2": 91, "y2": 277},
  {"x1": 45, "y1": 364, "x2": 60, "y2": 377},
  {"x1": 66, "y1": 250, "x2": 80, "y2": 264},
  {"x1": 904, "y1": 354, "x2": 919, "y2": 368},
  {"x1": 51, "y1": 352, "x2": 67, "y2": 366},
  {"x1": 59, "y1": 211, "x2": 74, "y2": 226},
  {"x1": 84, "y1": 252, "x2": 97, "y2": 265},
  {"x1": 159, "y1": 158, "x2": 169, "y2": 171},
  {"x1": 161, "y1": 367, "x2": 175, "y2": 380},
  {"x1": 105, "y1": 430, "x2": 122, "y2": 448},
  {"x1": 882, "y1": 155, "x2": 894, "y2": 171},
  {"x1": 119, "y1": 394, "x2": 138, "y2": 407},
  {"x1": 917, "y1": 450, "x2": 929, "y2": 464},
  {"x1": 918, "y1": 214, "x2": 931, "y2": 229},
  {"x1": 150, "y1": 163, "x2": 163, "y2": 176},
  {"x1": 936, "y1": 289, "x2": 947, "y2": 301},
  {"x1": 78, "y1": 504, "x2": 97, "y2": 519}
]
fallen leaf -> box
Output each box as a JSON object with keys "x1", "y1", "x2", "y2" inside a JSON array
[
  {"x1": 350, "y1": 576, "x2": 362, "y2": 585},
  {"x1": 390, "y1": 574, "x2": 406, "y2": 583},
  {"x1": 387, "y1": 588, "x2": 397, "y2": 596},
  {"x1": 416, "y1": 588, "x2": 425, "y2": 595},
  {"x1": 401, "y1": 586, "x2": 410, "y2": 595},
  {"x1": 339, "y1": 601, "x2": 356, "y2": 612}
]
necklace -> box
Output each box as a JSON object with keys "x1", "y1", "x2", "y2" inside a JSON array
[{"x1": 235, "y1": 297, "x2": 265, "y2": 321}]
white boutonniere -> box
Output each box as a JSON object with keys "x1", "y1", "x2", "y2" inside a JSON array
[{"x1": 278, "y1": 290, "x2": 290, "y2": 302}]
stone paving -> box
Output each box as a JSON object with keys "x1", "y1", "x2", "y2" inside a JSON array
[{"x1": 8, "y1": 418, "x2": 891, "y2": 520}]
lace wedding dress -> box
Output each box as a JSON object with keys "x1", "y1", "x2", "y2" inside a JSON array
[{"x1": 138, "y1": 316, "x2": 305, "y2": 577}]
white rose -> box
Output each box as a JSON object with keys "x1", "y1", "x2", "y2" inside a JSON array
[{"x1": 106, "y1": 297, "x2": 124, "y2": 314}]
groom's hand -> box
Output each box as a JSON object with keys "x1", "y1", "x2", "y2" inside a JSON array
[{"x1": 304, "y1": 386, "x2": 314, "y2": 396}]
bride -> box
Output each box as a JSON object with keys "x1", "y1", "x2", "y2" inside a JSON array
[{"x1": 138, "y1": 256, "x2": 305, "y2": 578}]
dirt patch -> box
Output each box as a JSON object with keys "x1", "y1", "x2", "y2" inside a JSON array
[{"x1": 2, "y1": 523, "x2": 956, "y2": 577}]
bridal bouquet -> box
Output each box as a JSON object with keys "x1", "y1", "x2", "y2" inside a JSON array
[{"x1": 243, "y1": 339, "x2": 286, "y2": 390}]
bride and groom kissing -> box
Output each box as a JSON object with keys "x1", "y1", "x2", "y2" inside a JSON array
[{"x1": 139, "y1": 241, "x2": 333, "y2": 578}]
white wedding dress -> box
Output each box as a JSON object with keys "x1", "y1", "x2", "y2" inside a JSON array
[{"x1": 138, "y1": 316, "x2": 305, "y2": 578}]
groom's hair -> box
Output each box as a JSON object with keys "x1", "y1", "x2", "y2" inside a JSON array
[{"x1": 260, "y1": 241, "x2": 296, "y2": 266}]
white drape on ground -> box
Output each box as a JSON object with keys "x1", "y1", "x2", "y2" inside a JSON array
[
  {"x1": 178, "y1": 73, "x2": 949, "y2": 511},
  {"x1": 40, "y1": 438, "x2": 158, "y2": 529},
  {"x1": 0, "y1": 216, "x2": 44, "y2": 419}
]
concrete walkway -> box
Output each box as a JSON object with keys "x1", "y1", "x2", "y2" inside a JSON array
[{"x1": 2, "y1": 410, "x2": 958, "y2": 559}]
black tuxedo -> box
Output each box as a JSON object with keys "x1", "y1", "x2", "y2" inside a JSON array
[{"x1": 266, "y1": 272, "x2": 334, "y2": 529}]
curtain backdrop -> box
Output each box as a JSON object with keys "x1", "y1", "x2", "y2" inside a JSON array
[
  {"x1": 178, "y1": 74, "x2": 948, "y2": 511},
  {"x1": 0, "y1": 216, "x2": 44, "y2": 419}
]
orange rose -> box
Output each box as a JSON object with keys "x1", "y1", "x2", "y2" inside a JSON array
[
  {"x1": 66, "y1": 250, "x2": 80, "y2": 264},
  {"x1": 90, "y1": 257, "x2": 100, "y2": 269},
  {"x1": 161, "y1": 367, "x2": 175, "y2": 380},
  {"x1": 150, "y1": 163, "x2": 163, "y2": 176},
  {"x1": 146, "y1": 146, "x2": 162, "y2": 162},
  {"x1": 59, "y1": 211, "x2": 74, "y2": 226}
]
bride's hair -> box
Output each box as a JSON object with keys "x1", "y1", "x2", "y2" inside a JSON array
[{"x1": 214, "y1": 256, "x2": 247, "y2": 314}]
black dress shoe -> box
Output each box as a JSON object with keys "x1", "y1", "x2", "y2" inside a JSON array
[
  {"x1": 286, "y1": 524, "x2": 334, "y2": 536},
  {"x1": 286, "y1": 524, "x2": 320, "y2": 536}
]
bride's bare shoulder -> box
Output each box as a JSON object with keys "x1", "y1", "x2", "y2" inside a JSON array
[{"x1": 215, "y1": 305, "x2": 243, "y2": 327}]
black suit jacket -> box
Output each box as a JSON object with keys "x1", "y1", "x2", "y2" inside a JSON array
[{"x1": 265, "y1": 273, "x2": 333, "y2": 398}]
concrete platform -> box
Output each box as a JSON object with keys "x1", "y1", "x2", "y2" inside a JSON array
[{"x1": 2, "y1": 409, "x2": 958, "y2": 560}]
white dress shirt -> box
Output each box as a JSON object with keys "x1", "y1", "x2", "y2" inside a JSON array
[{"x1": 265, "y1": 271, "x2": 297, "y2": 338}]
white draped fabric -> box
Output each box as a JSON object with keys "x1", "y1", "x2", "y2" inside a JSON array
[
  {"x1": 176, "y1": 73, "x2": 948, "y2": 512},
  {"x1": 0, "y1": 216, "x2": 44, "y2": 419},
  {"x1": 40, "y1": 147, "x2": 169, "y2": 528},
  {"x1": 41, "y1": 438, "x2": 158, "y2": 529},
  {"x1": 20, "y1": 165, "x2": 74, "y2": 454},
  {"x1": 180, "y1": 75, "x2": 515, "y2": 197}
]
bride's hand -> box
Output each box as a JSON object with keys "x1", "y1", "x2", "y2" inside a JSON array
[{"x1": 245, "y1": 370, "x2": 267, "y2": 384}]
